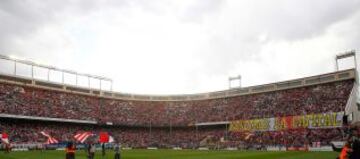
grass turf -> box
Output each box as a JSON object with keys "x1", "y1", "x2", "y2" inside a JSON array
[{"x1": 0, "y1": 149, "x2": 339, "y2": 159}]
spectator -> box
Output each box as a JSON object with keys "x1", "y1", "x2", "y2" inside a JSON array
[{"x1": 0, "y1": 79, "x2": 354, "y2": 148}]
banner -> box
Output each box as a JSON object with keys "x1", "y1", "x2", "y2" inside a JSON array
[{"x1": 229, "y1": 112, "x2": 343, "y2": 132}]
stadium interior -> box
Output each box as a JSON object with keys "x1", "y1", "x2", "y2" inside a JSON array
[{"x1": 0, "y1": 56, "x2": 358, "y2": 152}]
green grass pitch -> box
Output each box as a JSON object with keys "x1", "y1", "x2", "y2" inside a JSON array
[{"x1": 0, "y1": 149, "x2": 339, "y2": 159}]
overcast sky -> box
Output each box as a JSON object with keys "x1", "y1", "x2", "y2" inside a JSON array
[{"x1": 0, "y1": 0, "x2": 359, "y2": 95}]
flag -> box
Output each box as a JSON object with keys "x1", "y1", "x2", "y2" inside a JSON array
[
  {"x1": 74, "y1": 132, "x2": 93, "y2": 143},
  {"x1": 45, "y1": 137, "x2": 59, "y2": 144},
  {"x1": 109, "y1": 136, "x2": 114, "y2": 143},
  {"x1": 99, "y1": 132, "x2": 109, "y2": 143},
  {"x1": 99, "y1": 132, "x2": 114, "y2": 143},
  {"x1": 1, "y1": 133, "x2": 9, "y2": 144},
  {"x1": 245, "y1": 133, "x2": 254, "y2": 140},
  {"x1": 40, "y1": 131, "x2": 59, "y2": 144}
]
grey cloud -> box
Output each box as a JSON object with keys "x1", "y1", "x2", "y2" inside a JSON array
[
  {"x1": 130, "y1": 0, "x2": 225, "y2": 22},
  {"x1": 262, "y1": 0, "x2": 360, "y2": 40},
  {"x1": 178, "y1": 0, "x2": 224, "y2": 22},
  {"x1": 0, "y1": 0, "x2": 129, "y2": 56},
  {"x1": 195, "y1": 0, "x2": 360, "y2": 76},
  {"x1": 0, "y1": 0, "x2": 360, "y2": 93}
]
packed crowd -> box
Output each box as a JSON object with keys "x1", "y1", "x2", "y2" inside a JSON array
[
  {"x1": 0, "y1": 80, "x2": 354, "y2": 126},
  {"x1": 227, "y1": 128, "x2": 344, "y2": 148},
  {"x1": 0, "y1": 79, "x2": 354, "y2": 148},
  {"x1": 0, "y1": 120, "x2": 345, "y2": 148},
  {"x1": 0, "y1": 120, "x2": 209, "y2": 148}
]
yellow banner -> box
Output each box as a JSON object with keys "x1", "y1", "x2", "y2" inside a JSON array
[
  {"x1": 229, "y1": 112, "x2": 343, "y2": 132},
  {"x1": 229, "y1": 118, "x2": 270, "y2": 132}
]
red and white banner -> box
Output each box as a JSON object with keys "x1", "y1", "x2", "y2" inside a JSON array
[
  {"x1": 40, "y1": 131, "x2": 59, "y2": 144},
  {"x1": 45, "y1": 137, "x2": 59, "y2": 144},
  {"x1": 74, "y1": 132, "x2": 93, "y2": 143}
]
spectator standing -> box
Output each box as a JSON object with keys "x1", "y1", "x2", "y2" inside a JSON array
[
  {"x1": 65, "y1": 142, "x2": 76, "y2": 159},
  {"x1": 88, "y1": 143, "x2": 96, "y2": 159},
  {"x1": 102, "y1": 143, "x2": 106, "y2": 158},
  {"x1": 114, "y1": 143, "x2": 121, "y2": 159},
  {"x1": 349, "y1": 127, "x2": 360, "y2": 159}
]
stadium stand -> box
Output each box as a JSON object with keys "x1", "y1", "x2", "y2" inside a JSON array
[{"x1": 0, "y1": 69, "x2": 356, "y2": 149}]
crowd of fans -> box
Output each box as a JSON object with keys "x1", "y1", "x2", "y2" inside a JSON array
[
  {"x1": 0, "y1": 120, "x2": 208, "y2": 148},
  {"x1": 227, "y1": 128, "x2": 344, "y2": 148},
  {"x1": 0, "y1": 80, "x2": 354, "y2": 126},
  {"x1": 0, "y1": 120, "x2": 345, "y2": 148},
  {"x1": 0, "y1": 79, "x2": 354, "y2": 148}
]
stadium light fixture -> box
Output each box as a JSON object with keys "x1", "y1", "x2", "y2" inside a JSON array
[
  {"x1": 229, "y1": 75, "x2": 241, "y2": 89},
  {"x1": 335, "y1": 50, "x2": 357, "y2": 71},
  {"x1": 335, "y1": 50, "x2": 358, "y2": 91}
]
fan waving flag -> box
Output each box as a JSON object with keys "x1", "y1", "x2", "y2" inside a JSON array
[
  {"x1": 74, "y1": 132, "x2": 93, "y2": 143},
  {"x1": 40, "y1": 131, "x2": 59, "y2": 144},
  {"x1": 1, "y1": 132, "x2": 9, "y2": 144}
]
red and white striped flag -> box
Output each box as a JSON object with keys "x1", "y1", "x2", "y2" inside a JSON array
[
  {"x1": 45, "y1": 137, "x2": 59, "y2": 144},
  {"x1": 74, "y1": 132, "x2": 93, "y2": 143},
  {"x1": 244, "y1": 132, "x2": 254, "y2": 140},
  {"x1": 40, "y1": 131, "x2": 59, "y2": 144},
  {"x1": 1, "y1": 133, "x2": 9, "y2": 144}
]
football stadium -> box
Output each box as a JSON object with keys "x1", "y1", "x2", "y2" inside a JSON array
[
  {"x1": 1, "y1": 1, "x2": 360, "y2": 159},
  {"x1": 0, "y1": 52, "x2": 359, "y2": 159}
]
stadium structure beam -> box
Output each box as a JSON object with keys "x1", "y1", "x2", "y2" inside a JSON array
[{"x1": 0, "y1": 54, "x2": 113, "y2": 91}]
